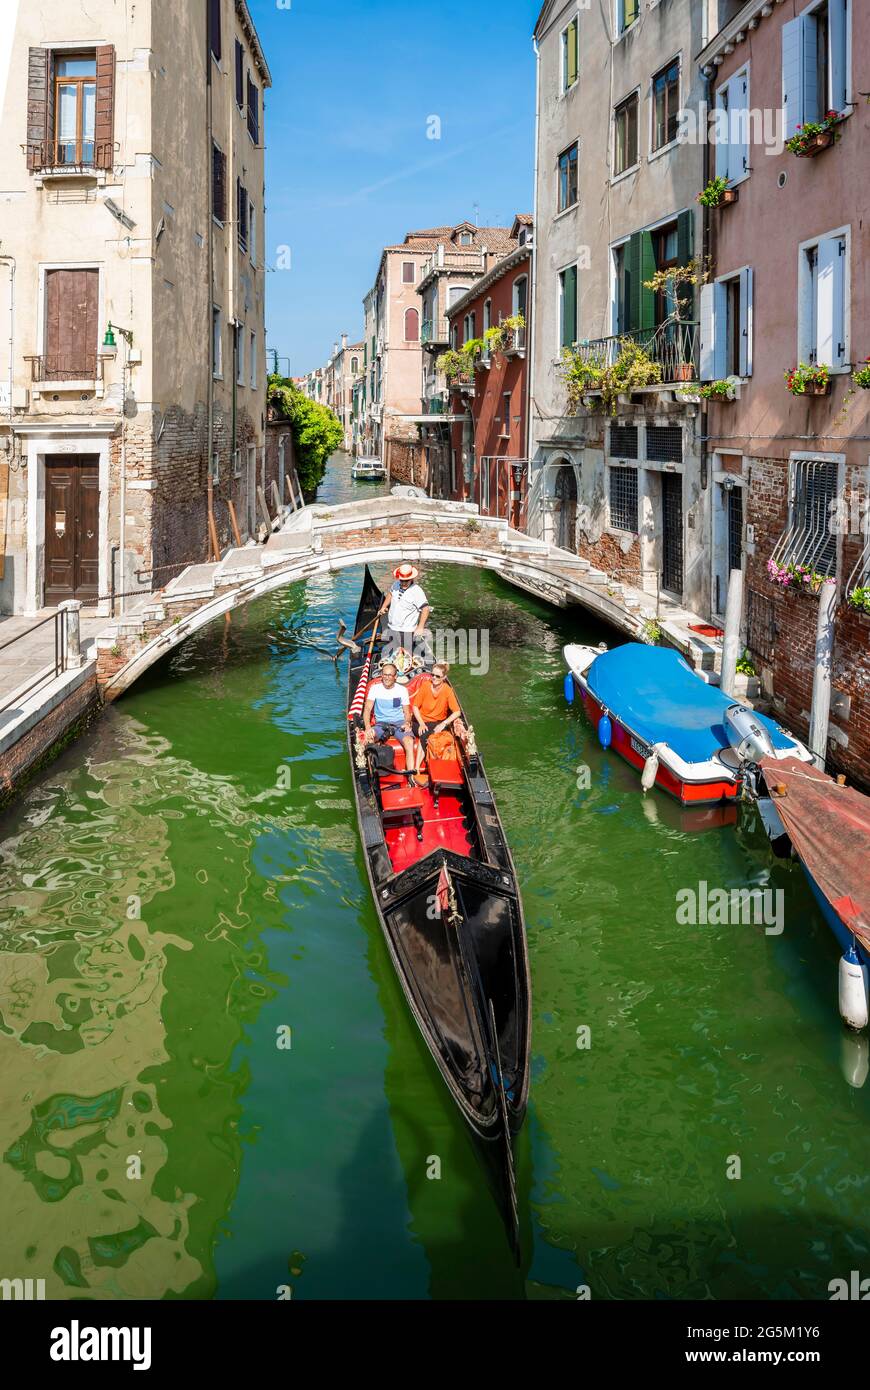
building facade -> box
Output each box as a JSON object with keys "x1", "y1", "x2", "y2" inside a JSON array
[
  {"x1": 441, "y1": 236, "x2": 533, "y2": 525},
  {"x1": 698, "y1": 0, "x2": 869, "y2": 786},
  {"x1": 0, "y1": 0, "x2": 270, "y2": 616},
  {"x1": 529, "y1": 0, "x2": 709, "y2": 613}
]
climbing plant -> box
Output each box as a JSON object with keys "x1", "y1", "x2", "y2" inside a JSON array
[{"x1": 268, "y1": 375, "x2": 343, "y2": 496}]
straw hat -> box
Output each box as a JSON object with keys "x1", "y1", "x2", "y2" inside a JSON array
[{"x1": 394, "y1": 563, "x2": 419, "y2": 581}]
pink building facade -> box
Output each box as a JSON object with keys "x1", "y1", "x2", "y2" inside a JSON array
[{"x1": 699, "y1": 0, "x2": 869, "y2": 787}]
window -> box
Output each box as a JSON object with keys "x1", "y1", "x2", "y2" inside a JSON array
[
  {"x1": 562, "y1": 16, "x2": 579, "y2": 92},
  {"x1": 652, "y1": 222, "x2": 679, "y2": 325},
  {"x1": 799, "y1": 233, "x2": 847, "y2": 368},
  {"x1": 647, "y1": 426, "x2": 683, "y2": 464},
  {"x1": 54, "y1": 54, "x2": 97, "y2": 166},
  {"x1": 617, "y1": 0, "x2": 640, "y2": 36},
  {"x1": 237, "y1": 179, "x2": 248, "y2": 250},
  {"x1": 652, "y1": 59, "x2": 680, "y2": 151},
  {"x1": 250, "y1": 330, "x2": 257, "y2": 388},
  {"x1": 459, "y1": 232, "x2": 473, "y2": 246},
  {"x1": 612, "y1": 243, "x2": 629, "y2": 334},
  {"x1": 209, "y1": 0, "x2": 222, "y2": 61},
  {"x1": 211, "y1": 452, "x2": 220, "y2": 484},
  {"x1": 463, "y1": 312, "x2": 476, "y2": 344},
  {"x1": 451, "y1": 324, "x2": 459, "y2": 350},
  {"x1": 775, "y1": 457, "x2": 841, "y2": 576},
  {"x1": 559, "y1": 265, "x2": 578, "y2": 349},
  {"x1": 700, "y1": 269, "x2": 754, "y2": 379},
  {"x1": 249, "y1": 200, "x2": 257, "y2": 265},
  {"x1": 483, "y1": 299, "x2": 492, "y2": 333},
  {"x1": 43, "y1": 268, "x2": 99, "y2": 378},
  {"x1": 247, "y1": 74, "x2": 259, "y2": 144},
  {"x1": 404, "y1": 308, "x2": 419, "y2": 342},
  {"x1": 614, "y1": 93, "x2": 639, "y2": 175},
  {"x1": 402, "y1": 262, "x2": 416, "y2": 284},
  {"x1": 212, "y1": 142, "x2": 227, "y2": 222},
  {"x1": 715, "y1": 68, "x2": 749, "y2": 185},
  {"x1": 782, "y1": 0, "x2": 849, "y2": 138},
  {"x1": 558, "y1": 142, "x2": 579, "y2": 212},
  {"x1": 450, "y1": 450, "x2": 457, "y2": 493},
  {"x1": 449, "y1": 284, "x2": 469, "y2": 308},
  {"x1": 236, "y1": 323, "x2": 245, "y2": 386},
  {"x1": 610, "y1": 424, "x2": 638, "y2": 459},
  {"x1": 501, "y1": 392, "x2": 512, "y2": 438},
  {"x1": 609, "y1": 466, "x2": 639, "y2": 532},
  {"x1": 233, "y1": 447, "x2": 242, "y2": 479},
  {"x1": 351, "y1": 357, "x2": 359, "y2": 374},
  {"x1": 212, "y1": 306, "x2": 223, "y2": 378},
  {"x1": 235, "y1": 40, "x2": 244, "y2": 108}
]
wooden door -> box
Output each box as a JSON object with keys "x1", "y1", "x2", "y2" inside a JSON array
[
  {"x1": 44, "y1": 269, "x2": 99, "y2": 379},
  {"x1": 44, "y1": 456, "x2": 100, "y2": 604}
]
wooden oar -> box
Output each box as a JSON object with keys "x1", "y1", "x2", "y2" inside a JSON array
[{"x1": 335, "y1": 610, "x2": 383, "y2": 658}]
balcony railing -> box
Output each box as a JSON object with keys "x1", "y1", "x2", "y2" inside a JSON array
[
  {"x1": 26, "y1": 354, "x2": 104, "y2": 384},
  {"x1": 503, "y1": 324, "x2": 527, "y2": 355},
  {"x1": 24, "y1": 140, "x2": 115, "y2": 173},
  {"x1": 419, "y1": 247, "x2": 487, "y2": 282},
  {"x1": 572, "y1": 322, "x2": 700, "y2": 384},
  {"x1": 422, "y1": 317, "x2": 450, "y2": 346}
]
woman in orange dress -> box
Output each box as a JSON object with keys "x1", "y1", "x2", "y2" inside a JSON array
[{"x1": 411, "y1": 663, "x2": 465, "y2": 779}]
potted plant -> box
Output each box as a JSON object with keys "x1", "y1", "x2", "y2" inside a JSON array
[
  {"x1": 852, "y1": 359, "x2": 870, "y2": 389},
  {"x1": 561, "y1": 337, "x2": 663, "y2": 416},
  {"x1": 785, "y1": 362, "x2": 831, "y2": 397},
  {"x1": 847, "y1": 585, "x2": 870, "y2": 614},
  {"x1": 767, "y1": 557, "x2": 836, "y2": 593},
  {"x1": 697, "y1": 379, "x2": 737, "y2": 401},
  {"x1": 698, "y1": 176, "x2": 738, "y2": 208},
  {"x1": 785, "y1": 111, "x2": 843, "y2": 158},
  {"x1": 643, "y1": 256, "x2": 711, "y2": 383}
]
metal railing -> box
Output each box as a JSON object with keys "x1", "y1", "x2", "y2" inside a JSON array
[
  {"x1": 0, "y1": 610, "x2": 67, "y2": 714},
  {"x1": 503, "y1": 324, "x2": 527, "y2": 354},
  {"x1": 26, "y1": 354, "x2": 105, "y2": 384},
  {"x1": 422, "y1": 317, "x2": 450, "y2": 345},
  {"x1": 23, "y1": 140, "x2": 115, "y2": 172},
  {"x1": 572, "y1": 321, "x2": 700, "y2": 384}
]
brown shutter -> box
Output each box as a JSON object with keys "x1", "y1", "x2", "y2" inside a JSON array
[
  {"x1": 94, "y1": 45, "x2": 115, "y2": 169},
  {"x1": 26, "y1": 47, "x2": 49, "y2": 171}
]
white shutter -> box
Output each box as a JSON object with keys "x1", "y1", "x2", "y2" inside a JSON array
[
  {"x1": 782, "y1": 18, "x2": 805, "y2": 139},
  {"x1": 815, "y1": 238, "x2": 842, "y2": 367},
  {"x1": 802, "y1": 15, "x2": 820, "y2": 124},
  {"x1": 715, "y1": 85, "x2": 730, "y2": 181},
  {"x1": 734, "y1": 72, "x2": 749, "y2": 178},
  {"x1": 829, "y1": 0, "x2": 848, "y2": 110},
  {"x1": 700, "y1": 283, "x2": 727, "y2": 381},
  {"x1": 739, "y1": 267, "x2": 754, "y2": 377}
]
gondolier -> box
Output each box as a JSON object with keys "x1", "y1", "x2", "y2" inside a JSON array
[{"x1": 379, "y1": 564, "x2": 430, "y2": 663}]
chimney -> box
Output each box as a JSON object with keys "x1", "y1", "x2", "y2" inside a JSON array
[{"x1": 341, "y1": 333, "x2": 348, "y2": 349}]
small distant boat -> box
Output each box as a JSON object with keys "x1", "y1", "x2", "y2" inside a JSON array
[
  {"x1": 352, "y1": 456, "x2": 386, "y2": 481},
  {"x1": 564, "y1": 642, "x2": 813, "y2": 805}
]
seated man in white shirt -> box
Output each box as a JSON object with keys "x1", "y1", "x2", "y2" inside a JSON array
[
  {"x1": 363, "y1": 662, "x2": 417, "y2": 776},
  {"x1": 379, "y1": 563, "x2": 430, "y2": 662}
]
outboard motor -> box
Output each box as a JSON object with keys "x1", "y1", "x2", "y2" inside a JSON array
[{"x1": 724, "y1": 704, "x2": 776, "y2": 765}]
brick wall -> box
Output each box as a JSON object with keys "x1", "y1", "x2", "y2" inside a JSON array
[
  {"x1": 579, "y1": 530, "x2": 641, "y2": 579},
  {"x1": 386, "y1": 437, "x2": 428, "y2": 489},
  {"x1": 0, "y1": 673, "x2": 99, "y2": 805},
  {"x1": 744, "y1": 455, "x2": 870, "y2": 789}
]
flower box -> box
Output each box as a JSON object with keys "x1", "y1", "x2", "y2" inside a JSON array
[
  {"x1": 803, "y1": 381, "x2": 831, "y2": 396},
  {"x1": 673, "y1": 363, "x2": 696, "y2": 383},
  {"x1": 797, "y1": 131, "x2": 835, "y2": 158},
  {"x1": 719, "y1": 187, "x2": 739, "y2": 205}
]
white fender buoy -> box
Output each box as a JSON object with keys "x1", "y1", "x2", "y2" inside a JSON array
[
  {"x1": 841, "y1": 1031, "x2": 869, "y2": 1090},
  {"x1": 838, "y1": 943, "x2": 869, "y2": 1032},
  {"x1": 641, "y1": 746, "x2": 661, "y2": 794}
]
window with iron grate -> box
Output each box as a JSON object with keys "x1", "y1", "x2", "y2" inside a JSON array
[
  {"x1": 778, "y1": 458, "x2": 839, "y2": 576},
  {"x1": 646, "y1": 426, "x2": 682, "y2": 464},
  {"x1": 609, "y1": 424, "x2": 638, "y2": 459},
  {"x1": 609, "y1": 465, "x2": 639, "y2": 532}
]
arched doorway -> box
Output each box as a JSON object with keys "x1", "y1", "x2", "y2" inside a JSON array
[{"x1": 554, "y1": 463, "x2": 578, "y2": 552}]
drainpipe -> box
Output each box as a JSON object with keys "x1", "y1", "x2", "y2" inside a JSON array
[
  {"x1": 809, "y1": 580, "x2": 838, "y2": 769},
  {"x1": 206, "y1": 0, "x2": 215, "y2": 548},
  {"x1": 119, "y1": 340, "x2": 128, "y2": 612},
  {"x1": 527, "y1": 35, "x2": 541, "y2": 534},
  {"x1": 0, "y1": 254, "x2": 14, "y2": 426},
  {"x1": 701, "y1": 69, "x2": 713, "y2": 608}
]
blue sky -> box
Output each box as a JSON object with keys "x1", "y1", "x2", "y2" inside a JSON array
[{"x1": 248, "y1": 0, "x2": 541, "y2": 376}]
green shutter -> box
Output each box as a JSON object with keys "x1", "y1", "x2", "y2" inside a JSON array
[
  {"x1": 640, "y1": 231, "x2": 656, "y2": 331},
  {"x1": 626, "y1": 233, "x2": 641, "y2": 334},
  {"x1": 561, "y1": 266, "x2": 577, "y2": 349},
  {"x1": 677, "y1": 209, "x2": 696, "y2": 321},
  {"x1": 567, "y1": 20, "x2": 578, "y2": 88}
]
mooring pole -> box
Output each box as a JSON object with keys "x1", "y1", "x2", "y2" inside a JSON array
[
  {"x1": 720, "y1": 567, "x2": 744, "y2": 699},
  {"x1": 809, "y1": 580, "x2": 838, "y2": 769}
]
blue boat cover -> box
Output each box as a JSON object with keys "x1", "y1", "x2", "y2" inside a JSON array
[{"x1": 586, "y1": 643, "x2": 795, "y2": 764}]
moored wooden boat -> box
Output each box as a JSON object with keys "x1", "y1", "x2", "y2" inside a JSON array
[{"x1": 347, "y1": 566, "x2": 531, "y2": 1253}]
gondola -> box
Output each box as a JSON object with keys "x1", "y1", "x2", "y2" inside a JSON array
[{"x1": 346, "y1": 566, "x2": 531, "y2": 1256}]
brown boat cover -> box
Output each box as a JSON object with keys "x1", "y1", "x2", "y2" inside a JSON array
[{"x1": 761, "y1": 757, "x2": 870, "y2": 949}]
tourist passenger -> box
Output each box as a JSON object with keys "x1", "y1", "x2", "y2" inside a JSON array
[
  {"x1": 363, "y1": 662, "x2": 417, "y2": 775},
  {"x1": 379, "y1": 564, "x2": 430, "y2": 664},
  {"x1": 412, "y1": 663, "x2": 465, "y2": 779}
]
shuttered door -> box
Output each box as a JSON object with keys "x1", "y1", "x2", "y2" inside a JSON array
[
  {"x1": 94, "y1": 45, "x2": 116, "y2": 169},
  {"x1": 44, "y1": 456, "x2": 100, "y2": 603},
  {"x1": 626, "y1": 232, "x2": 656, "y2": 335},
  {"x1": 677, "y1": 209, "x2": 696, "y2": 322},
  {"x1": 26, "y1": 48, "x2": 50, "y2": 170},
  {"x1": 44, "y1": 269, "x2": 99, "y2": 379}
]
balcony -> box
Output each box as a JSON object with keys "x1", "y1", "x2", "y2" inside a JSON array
[
  {"x1": 418, "y1": 246, "x2": 486, "y2": 289},
  {"x1": 24, "y1": 140, "x2": 115, "y2": 177},
  {"x1": 422, "y1": 317, "x2": 450, "y2": 348},
  {"x1": 503, "y1": 324, "x2": 527, "y2": 356},
  {"x1": 26, "y1": 354, "x2": 106, "y2": 396},
  {"x1": 572, "y1": 322, "x2": 700, "y2": 387}
]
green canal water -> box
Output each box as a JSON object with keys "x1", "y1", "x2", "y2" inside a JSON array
[{"x1": 0, "y1": 452, "x2": 868, "y2": 1301}]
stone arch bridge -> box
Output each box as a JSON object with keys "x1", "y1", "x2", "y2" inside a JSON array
[{"x1": 96, "y1": 496, "x2": 713, "y2": 699}]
